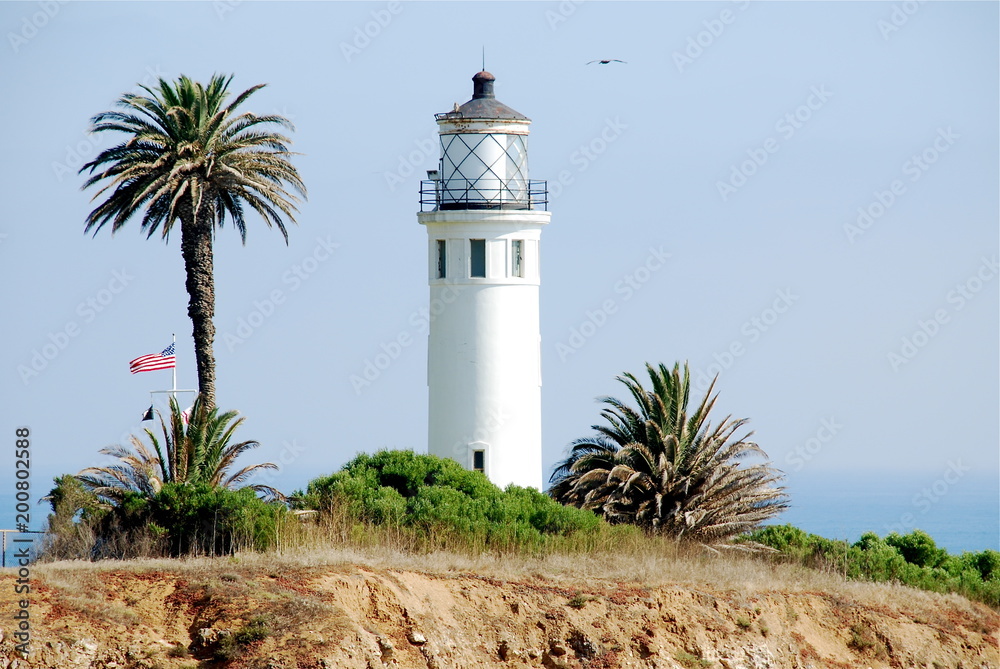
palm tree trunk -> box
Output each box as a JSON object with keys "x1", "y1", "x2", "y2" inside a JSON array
[{"x1": 180, "y1": 198, "x2": 217, "y2": 409}]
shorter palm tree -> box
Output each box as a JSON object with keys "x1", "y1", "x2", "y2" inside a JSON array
[
  {"x1": 76, "y1": 395, "x2": 282, "y2": 504},
  {"x1": 549, "y1": 362, "x2": 787, "y2": 543}
]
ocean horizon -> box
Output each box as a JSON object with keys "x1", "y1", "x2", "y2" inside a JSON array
[
  {"x1": 0, "y1": 470, "x2": 996, "y2": 558},
  {"x1": 772, "y1": 470, "x2": 998, "y2": 555}
]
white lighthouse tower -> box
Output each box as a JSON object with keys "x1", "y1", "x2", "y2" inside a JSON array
[{"x1": 418, "y1": 71, "x2": 550, "y2": 490}]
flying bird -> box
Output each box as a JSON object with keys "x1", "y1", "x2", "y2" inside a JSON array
[{"x1": 587, "y1": 59, "x2": 627, "y2": 65}]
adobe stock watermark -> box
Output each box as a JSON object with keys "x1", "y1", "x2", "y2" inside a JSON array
[
  {"x1": 555, "y1": 246, "x2": 670, "y2": 362},
  {"x1": 884, "y1": 459, "x2": 970, "y2": 535},
  {"x1": 383, "y1": 129, "x2": 437, "y2": 192},
  {"x1": 349, "y1": 329, "x2": 417, "y2": 395},
  {"x1": 672, "y1": 0, "x2": 751, "y2": 73},
  {"x1": 7, "y1": 0, "x2": 70, "y2": 53},
  {"x1": 544, "y1": 0, "x2": 586, "y2": 31},
  {"x1": 52, "y1": 65, "x2": 166, "y2": 183},
  {"x1": 213, "y1": 0, "x2": 242, "y2": 20},
  {"x1": 844, "y1": 127, "x2": 958, "y2": 244},
  {"x1": 877, "y1": 0, "x2": 926, "y2": 41},
  {"x1": 340, "y1": 2, "x2": 403, "y2": 63},
  {"x1": 450, "y1": 406, "x2": 509, "y2": 460},
  {"x1": 887, "y1": 254, "x2": 997, "y2": 372},
  {"x1": 716, "y1": 85, "x2": 833, "y2": 202},
  {"x1": 17, "y1": 269, "x2": 135, "y2": 385},
  {"x1": 223, "y1": 236, "x2": 340, "y2": 351},
  {"x1": 692, "y1": 288, "x2": 799, "y2": 392},
  {"x1": 548, "y1": 117, "x2": 628, "y2": 201},
  {"x1": 245, "y1": 439, "x2": 307, "y2": 492},
  {"x1": 785, "y1": 417, "x2": 842, "y2": 472},
  {"x1": 350, "y1": 278, "x2": 466, "y2": 395}
]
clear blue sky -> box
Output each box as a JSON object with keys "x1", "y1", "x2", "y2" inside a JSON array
[{"x1": 1, "y1": 2, "x2": 996, "y2": 539}]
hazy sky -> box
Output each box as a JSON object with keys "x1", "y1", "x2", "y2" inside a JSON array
[{"x1": 1, "y1": 2, "x2": 996, "y2": 537}]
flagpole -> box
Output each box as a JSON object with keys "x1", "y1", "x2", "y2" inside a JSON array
[
  {"x1": 171, "y1": 333, "x2": 177, "y2": 404},
  {"x1": 140, "y1": 336, "x2": 191, "y2": 422}
]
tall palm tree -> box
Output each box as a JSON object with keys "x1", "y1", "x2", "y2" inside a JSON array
[
  {"x1": 80, "y1": 74, "x2": 306, "y2": 408},
  {"x1": 75, "y1": 395, "x2": 282, "y2": 505},
  {"x1": 549, "y1": 362, "x2": 788, "y2": 543}
]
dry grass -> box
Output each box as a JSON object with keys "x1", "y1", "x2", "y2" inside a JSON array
[
  {"x1": 26, "y1": 537, "x2": 992, "y2": 624},
  {"x1": 26, "y1": 511, "x2": 998, "y2": 633},
  {"x1": 15, "y1": 539, "x2": 997, "y2": 669}
]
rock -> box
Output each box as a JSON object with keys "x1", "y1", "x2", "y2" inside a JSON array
[
  {"x1": 541, "y1": 650, "x2": 572, "y2": 669},
  {"x1": 407, "y1": 631, "x2": 427, "y2": 645},
  {"x1": 498, "y1": 639, "x2": 524, "y2": 661},
  {"x1": 72, "y1": 639, "x2": 99, "y2": 655},
  {"x1": 743, "y1": 644, "x2": 776, "y2": 669},
  {"x1": 377, "y1": 635, "x2": 395, "y2": 661},
  {"x1": 567, "y1": 629, "x2": 599, "y2": 659},
  {"x1": 549, "y1": 640, "x2": 568, "y2": 656},
  {"x1": 420, "y1": 645, "x2": 441, "y2": 669}
]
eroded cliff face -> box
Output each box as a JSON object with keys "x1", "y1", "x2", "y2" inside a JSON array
[{"x1": 1, "y1": 563, "x2": 997, "y2": 669}]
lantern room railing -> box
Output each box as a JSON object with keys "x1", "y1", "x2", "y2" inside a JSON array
[{"x1": 419, "y1": 179, "x2": 548, "y2": 212}]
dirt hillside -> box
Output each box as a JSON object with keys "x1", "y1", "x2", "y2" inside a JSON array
[{"x1": 1, "y1": 558, "x2": 997, "y2": 669}]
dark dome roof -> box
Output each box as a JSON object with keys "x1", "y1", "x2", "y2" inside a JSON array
[{"x1": 446, "y1": 71, "x2": 529, "y2": 121}]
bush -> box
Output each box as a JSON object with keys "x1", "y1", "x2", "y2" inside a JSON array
[
  {"x1": 885, "y1": 530, "x2": 945, "y2": 568},
  {"x1": 233, "y1": 615, "x2": 271, "y2": 644},
  {"x1": 41, "y1": 481, "x2": 291, "y2": 560},
  {"x1": 39, "y1": 475, "x2": 108, "y2": 559},
  {"x1": 749, "y1": 525, "x2": 1000, "y2": 608},
  {"x1": 296, "y1": 450, "x2": 601, "y2": 552}
]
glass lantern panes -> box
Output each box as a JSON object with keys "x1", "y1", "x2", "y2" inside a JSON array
[{"x1": 440, "y1": 133, "x2": 528, "y2": 209}]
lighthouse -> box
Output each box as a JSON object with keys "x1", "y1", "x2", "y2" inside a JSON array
[{"x1": 418, "y1": 71, "x2": 550, "y2": 490}]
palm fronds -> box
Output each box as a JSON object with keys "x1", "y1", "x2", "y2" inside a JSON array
[
  {"x1": 75, "y1": 395, "x2": 284, "y2": 505},
  {"x1": 80, "y1": 74, "x2": 305, "y2": 242},
  {"x1": 549, "y1": 362, "x2": 787, "y2": 543},
  {"x1": 80, "y1": 74, "x2": 307, "y2": 407}
]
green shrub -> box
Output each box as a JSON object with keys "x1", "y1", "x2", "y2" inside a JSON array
[
  {"x1": 85, "y1": 483, "x2": 289, "y2": 559},
  {"x1": 749, "y1": 525, "x2": 999, "y2": 608},
  {"x1": 566, "y1": 593, "x2": 597, "y2": 609},
  {"x1": 969, "y1": 549, "x2": 1000, "y2": 581},
  {"x1": 848, "y1": 623, "x2": 875, "y2": 650},
  {"x1": 234, "y1": 616, "x2": 271, "y2": 644},
  {"x1": 674, "y1": 650, "x2": 712, "y2": 668},
  {"x1": 297, "y1": 450, "x2": 602, "y2": 552},
  {"x1": 885, "y1": 530, "x2": 945, "y2": 568},
  {"x1": 166, "y1": 644, "x2": 188, "y2": 658}
]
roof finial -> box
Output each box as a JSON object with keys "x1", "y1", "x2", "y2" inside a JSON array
[
  {"x1": 482, "y1": 46, "x2": 485, "y2": 73},
  {"x1": 471, "y1": 70, "x2": 495, "y2": 100}
]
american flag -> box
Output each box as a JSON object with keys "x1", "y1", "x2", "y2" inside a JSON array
[{"x1": 129, "y1": 343, "x2": 176, "y2": 374}]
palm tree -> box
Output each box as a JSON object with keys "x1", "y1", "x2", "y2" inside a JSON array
[
  {"x1": 549, "y1": 362, "x2": 788, "y2": 543},
  {"x1": 75, "y1": 395, "x2": 282, "y2": 505},
  {"x1": 80, "y1": 74, "x2": 306, "y2": 408}
]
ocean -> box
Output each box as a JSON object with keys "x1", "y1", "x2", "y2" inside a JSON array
[
  {"x1": 771, "y1": 470, "x2": 999, "y2": 554},
  {"x1": 0, "y1": 470, "x2": 996, "y2": 562}
]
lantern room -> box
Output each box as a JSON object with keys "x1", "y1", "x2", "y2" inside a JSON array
[{"x1": 421, "y1": 71, "x2": 547, "y2": 211}]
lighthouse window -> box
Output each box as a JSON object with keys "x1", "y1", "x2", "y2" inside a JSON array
[
  {"x1": 435, "y1": 240, "x2": 446, "y2": 279},
  {"x1": 472, "y1": 449, "x2": 485, "y2": 473},
  {"x1": 512, "y1": 239, "x2": 524, "y2": 278},
  {"x1": 470, "y1": 239, "x2": 486, "y2": 278}
]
